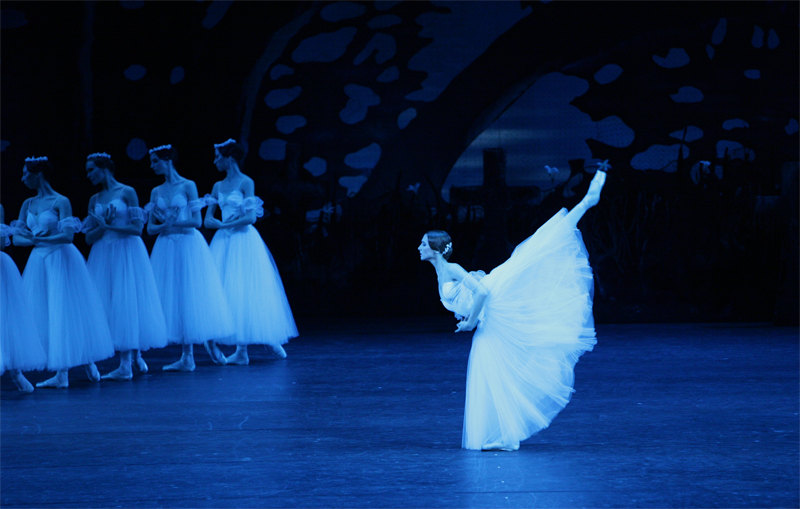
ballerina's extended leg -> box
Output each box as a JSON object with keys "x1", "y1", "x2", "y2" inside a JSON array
[
  {"x1": 36, "y1": 369, "x2": 69, "y2": 389},
  {"x1": 163, "y1": 344, "x2": 196, "y2": 372},
  {"x1": 566, "y1": 170, "x2": 607, "y2": 228},
  {"x1": 102, "y1": 350, "x2": 133, "y2": 381},
  {"x1": 225, "y1": 345, "x2": 250, "y2": 365}
]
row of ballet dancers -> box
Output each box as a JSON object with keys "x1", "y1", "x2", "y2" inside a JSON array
[{"x1": 1, "y1": 139, "x2": 297, "y2": 392}]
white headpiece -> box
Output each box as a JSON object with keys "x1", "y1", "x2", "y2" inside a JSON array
[
  {"x1": 24, "y1": 156, "x2": 48, "y2": 163},
  {"x1": 442, "y1": 242, "x2": 453, "y2": 257},
  {"x1": 87, "y1": 152, "x2": 112, "y2": 160},
  {"x1": 148, "y1": 144, "x2": 172, "y2": 155},
  {"x1": 214, "y1": 139, "x2": 237, "y2": 149}
]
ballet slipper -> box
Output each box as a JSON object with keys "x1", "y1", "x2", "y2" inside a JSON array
[
  {"x1": 85, "y1": 363, "x2": 101, "y2": 383},
  {"x1": 481, "y1": 442, "x2": 519, "y2": 452},
  {"x1": 566, "y1": 170, "x2": 607, "y2": 228},
  {"x1": 204, "y1": 340, "x2": 227, "y2": 366},
  {"x1": 36, "y1": 371, "x2": 69, "y2": 389},
  {"x1": 583, "y1": 169, "x2": 607, "y2": 209},
  {"x1": 101, "y1": 367, "x2": 133, "y2": 381},
  {"x1": 271, "y1": 344, "x2": 287, "y2": 359},
  {"x1": 134, "y1": 352, "x2": 149, "y2": 374},
  {"x1": 162, "y1": 357, "x2": 195, "y2": 372},
  {"x1": 225, "y1": 348, "x2": 249, "y2": 366},
  {"x1": 11, "y1": 370, "x2": 34, "y2": 393}
]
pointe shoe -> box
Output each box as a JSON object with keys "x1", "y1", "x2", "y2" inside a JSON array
[
  {"x1": 224, "y1": 351, "x2": 249, "y2": 366},
  {"x1": 36, "y1": 374, "x2": 69, "y2": 389},
  {"x1": 134, "y1": 355, "x2": 149, "y2": 374},
  {"x1": 12, "y1": 372, "x2": 34, "y2": 393},
  {"x1": 162, "y1": 358, "x2": 195, "y2": 372},
  {"x1": 85, "y1": 363, "x2": 101, "y2": 383},
  {"x1": 583, "y1": 170, "x2": 607, "y2": 209},
  {"x1": 204, "y1": 341, "x2": 227, "y2": 366},
  {"x1": 481, "y1": 442, "x2": 519, "y2": 452},
  {"x1": 271, "y1": 345, "x2": 287, "y2": 359},
  {"x1": 101, "y1": 367, "x2": 133, "y2": 381}
]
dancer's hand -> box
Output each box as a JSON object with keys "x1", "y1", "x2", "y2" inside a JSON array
[
  {"x1": 205, "y1": 217, "x2": 223, "y2": 229},
  {"x1": 31, "y1": 232, "x2": 49, "y2": 245},
  {"x1": 159, "y1": 208, "x2": 178, "y2": 226},
  {"x1": 14, "y1": 227, "x2": 34, "y2": 241},
  {"x1": 90, "y1": 211, "x2": 107, "y2": 229},
  {"x1": 455, "y1": 319, "x2": 477, "y2": 333},
  {"x1": 151, "y1": 208, "x2": 166, "y2": 223},
  {"x1": 103, "y1": 204, "x2": 117, "y2": 225}
]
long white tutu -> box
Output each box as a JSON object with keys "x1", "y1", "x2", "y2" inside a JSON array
[
  {"x1": 1, "y1": 252, "x2": 47, "y2": 372},
  {"x1": 86, "y1": 235, "x2": 169, "y2": 352},
  {"x1": 149, "y1": 229, "x2": 235, "y2": 345},
  {"x1": 209, "y1": 226, "x2": 297, "y2": 346},
  {"x1": 21, "y1": 244, "x2": 115, "y2": 370},
  {"x1": 462, "y1": 209, "x2": 596, "y2": 450}
]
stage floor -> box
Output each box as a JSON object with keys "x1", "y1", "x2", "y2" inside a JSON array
[{"x1": 1, "y1": 320, "x2": 798, "y2": 508}]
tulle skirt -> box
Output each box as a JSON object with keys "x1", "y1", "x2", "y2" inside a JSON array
[
  {"x1": 462, "y1": 209, "x2": 596, "y2": 450},
  {"x1": 150, "y1": 229, "x2": 235, "y2": 345},
  {"x1": 21, "y1": 244, "x2": 115, "y2": 370},
  {"x1": 86, "y1": 234, "x2": 169, "y2": 351},
  {"x1": 1, "y1": 252, "x2": 47, "y2": 372},
  {"x1": 209, "y1": 226, "x2": 297, "y2": 346}
]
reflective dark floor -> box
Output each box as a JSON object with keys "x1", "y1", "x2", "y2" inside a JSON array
[{"x1": 1, "y1": 319, "x2": 798, "y2": 508}]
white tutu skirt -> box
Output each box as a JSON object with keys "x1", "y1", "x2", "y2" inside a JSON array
[
  {"x1": 86, "y1": 235, "x2": 169, "y2": 352},
  {"x1": 150, "y1": 229, "x2": 235, "y2": 345},
  {"x1": 21, "y1": 244, "x2": 115, "y2": 370},
  {"x1": 462, "y1": 209, "x2": 596, "y2": 450},
  {"x1": 209, "y1": 226, "x2": 297, "y2": 346},
  {"x1": 1, "y1": 252, "x2": 47, "y2": 372}
]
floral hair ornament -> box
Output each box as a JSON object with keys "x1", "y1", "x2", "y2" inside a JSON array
[
  {"x1": 24, "y1": 156, "x2": 48, "y2": 163},
  {"x1": 214, "y1": 139, "x2": 237, "y2": 149},
  {"x1": 442, "y1": 242, "x2": 453, "y2": 258},
  {"x1": 148, "y1": 144, "x2": 172, "y2": 155},
  {"x1": 87, "y1": 152, "x2": 112, "y2": 160}
]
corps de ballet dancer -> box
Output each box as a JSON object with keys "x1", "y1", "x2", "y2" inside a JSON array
[
  {"x1": 145, "y1": 144, "x2": 235, "y2": 371},
  {"x1": 1, "y1": 203, "x2": 47, "y2": 392},
  {"x1": 419, "y1": 163, "x2": 608, "y2": 451},
  {"x1": 203, "y1": 139, "x2": 297, "y2": 364},
  {"x1": 82, "y1": 152, "x2": 170, "y2": 380},
  {"x1": 12, "y1": 156, "x2": 115, "y2": 388}
]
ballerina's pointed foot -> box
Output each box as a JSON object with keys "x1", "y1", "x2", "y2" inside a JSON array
[
  {"x1": 134, "y1": 354, "x2": 149, "y2": 374},
  {"x1": 584, "y1": 170, "x2": 607, "y2": 208},
  {"x1": 36, "y1": 372, "x2": 69, "y2": 389},
  {"x1": 11, "y1": 372, "x2": 34, "y2": 393},
  {"x1": 162, "y1": 357, "x2": 196, "y2": 372},
  {"x1": 225, "y1": 351, "x2": 249, "y2": 366},
  {"x1": 481, "y1": 441, "x2": 520, "y2": 452},
  {"x1": 101, "y1": 367, "x2": 133, "y2": 381},
  {"x1": 85, "y1": 363, "x2": 101, "y2": 383},
  {"x1": 271, "y1": 345, "x2": 287, "y2": 359},
  {"x1": 204, "y1": 341, "x2": 227, "y2": 366}
]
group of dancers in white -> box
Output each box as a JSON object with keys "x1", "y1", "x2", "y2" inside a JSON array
[
  {"x1": 2, "y1": 140, "x2": 606, "y2": 452},
  {"x1": 1, "y1": 140, "x2": 297, "y2": 392}
]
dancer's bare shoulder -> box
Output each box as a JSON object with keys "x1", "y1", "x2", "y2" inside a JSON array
[{"x1": 446, "y1": 262, "x2": 469, "y2": 283}]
